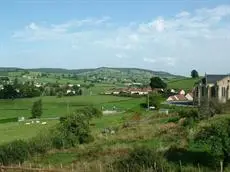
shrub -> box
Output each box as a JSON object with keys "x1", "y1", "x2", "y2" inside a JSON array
[
  {"x1": 178, "y1": 109, "x2": 198, "y2": 119},
  {"x1": 114, "y1": 147, "x2": 168, "y2": 172},
  {"x1": 178, "y1": 109, "x2": 198, "y2": 128},
  {"x1": 0, "y1": 140, "x2": 29, "y2": 165},
  {"x1": 53, "y1": 113, "x2": 93, "y2": 149},
  {"x1": 148, "y1": 93, "x2": 162, "y2": 110},
  {"x1": 166, "y1": 116, "x2": 180, "y2": 123},
  {"x1": 164, "y1": 146, "x2": 216, "y2": 168},
  {"x1": 209, "y1": 99, "x2": 223, "y2": 115},
  {"x1": 75, "y1": 106, "x2": 102, "y2": 119},
  {"x1": 198, "y1": 98, "x2": 223, "y2": 119},
  {"x1": 28, "y1": 133, "x2": 52, "y2": 155},
  {"x1": 31, "y1": 99, "x2": 42, "y2": 118},
  {"x1": 192, "y1": 118, "x2": 230, "y2": 164}
]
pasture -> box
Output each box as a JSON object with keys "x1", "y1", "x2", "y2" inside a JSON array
[
  {"x1": 0, "y1": 95, "x2": 145, "y2": 144},
  {"x1": 0, "y1": 120, "x2": 58, "y2": 145},
  {"x1": 0, "y1": 95, "x2": 144, "y2": 119},
  {"x1": 167, "y1": 78, "x2": 199, "y2": 91}
]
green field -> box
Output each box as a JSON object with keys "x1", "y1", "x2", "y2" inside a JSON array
[
  {"x1": 0, "y1": 120, "x2": 58, "y2": 145},
  {"x1": 0, "y1": 95, "x2": 144, "y2": 119},
  {"x1": 167, "y1": 78, "x2": 200, "y2": 91}
]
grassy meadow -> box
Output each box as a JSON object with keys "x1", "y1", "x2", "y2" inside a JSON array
[
  {"x1": 167, "y1": 78, "x2": 199, "y2": 91},
  {"x1": 0, "y1": 95, "x2": 144, "y2": 119},
  {"x1": 0, "y1": 94, "x2": 145, "y2": 144}
]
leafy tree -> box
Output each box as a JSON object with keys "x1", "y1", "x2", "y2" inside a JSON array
[
  {"x1": 31, "y1": 99, "x2": 42, "y2": 118},
  {"x1": 148, "y1": 93, "x2": 162, "y2": 110},
  {"x1": 191, "y1": 70, "x2": 199, "y2": 78},
  {"x1": 193, "y1": 118, "x2": 230, "y2": 164},
  {"x1": 1, "y1": 85, "x2": 18, "y2": 99},
  {"x1": 53, "y1": 113, "x2": 93, "y2": 148},
  {"x1": 149, "y1": 77, "x2": 167, "y2": 90}
]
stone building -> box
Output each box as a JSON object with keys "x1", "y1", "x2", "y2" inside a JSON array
[{"x1": 193, "y1": 74, "x2": 230, "y2": 105}]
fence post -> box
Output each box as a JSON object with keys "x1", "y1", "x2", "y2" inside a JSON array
[
  {"x1": 60, "y1": 163, "x2": 63, "y2": 169},
  {"x1": 220, "y1": 161, "x2": 223, "y2": 172},
  {"x1": 99, "y1": 163, "x2": 102, "y2": 172},
  {"x1": 71, "y1": 163, "x2": 74, "y2": 172},
  {"x1": 179, "y1": 160, "x2": 182, "y2": 172}
]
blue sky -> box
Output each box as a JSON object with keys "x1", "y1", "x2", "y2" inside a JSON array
[{"x1": 0, "y1": 0, "x2": 230, "y2": 76}]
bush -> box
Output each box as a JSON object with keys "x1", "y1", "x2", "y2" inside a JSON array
[
  {"x1": 209, "y1": 99, "x2": 223, "y2": 115},
  {"x1": 31, "y1": 99, "x2": 42, "y2": 118},
  {"x1": 114, "y1": 147, "x2": 168, "y2": 172},
  {"x1": 53, "y1": 113, "x2": 93, "y2": 149},
  {"x1": 178, "y1": 109, "x2": 198, "y2": 119},
  {"x1": 28, "y1": 133, "x2": 52, "y2": 155},
  {"x1": 192, "y1": 118, "x2": 230, "y2": 164},
  {"x1": 178, "y1": 109, "x2": 198, "y2": 128},
  {"x1": 148, "y1": 93, "x2": 162, "y2": 110},
  {"x1": 75, "y1": 106, "x2": 102, "y2": 119},
  {"x1": 166, "y1": 116, "x2": 180, "y2": 123},
  {"x1": 0, "y1": 140, "x2": 29, "y2": 165},
  {"x1": 198, "y1": 98, "x2": 223, "y2": 119},
  {"x1": 164, "y1": 146, "x2": 216, "y2": 168}
]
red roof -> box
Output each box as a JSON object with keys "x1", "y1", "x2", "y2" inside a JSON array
[{"x1": 167, "y1": 94, "x2": 188, "y2": 101}]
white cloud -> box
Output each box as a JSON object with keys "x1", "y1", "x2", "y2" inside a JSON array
[
  {"x1": 11, "y1": 5, "x2": 230, "y2": 75},
  {"x1": 143, "y1": 57, "x2": 176, "y2": 66},
  {"x1": 116, "y1": 53, "x2": 128, "y2": 59},
  {"x1": 143, "y1": 58, "x2": 156, "y2": 63}
]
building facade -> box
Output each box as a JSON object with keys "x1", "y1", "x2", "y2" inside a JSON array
[{"x1": 193, "y1": 74, "x2": 230, "y2": 105}]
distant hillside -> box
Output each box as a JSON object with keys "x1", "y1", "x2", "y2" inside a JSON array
[
  {"x1": 0, "y1": 67, "x2": 185, "y2": 83},
  {"x1": 27, "y1": 67, "x2": 182, "y2": 77}
]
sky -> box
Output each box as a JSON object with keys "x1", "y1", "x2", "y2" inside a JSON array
[{"x1": 0, "y1": 0, "x2": 230, "y2": 76}]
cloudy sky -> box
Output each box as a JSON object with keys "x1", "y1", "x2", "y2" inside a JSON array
[{"x1": 0, "y1": 0, "x2": 230, "y2": 76}]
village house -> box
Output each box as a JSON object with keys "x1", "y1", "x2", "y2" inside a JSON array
[
  {"x1": 167, "y1": 94, "x2": 188, "y2": 102},
  {"x1": 178, "y1": 89, "x2": 186, "y2": 95},
  {"x1": 193, "y1": 74, "x2": 230, "y2": 105}
]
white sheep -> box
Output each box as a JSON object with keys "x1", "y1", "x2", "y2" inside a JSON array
[
  {"x1": 41, "y1": 122, "x2": 47, "y2": 125},
  {"x1": 110, "y1": 130, "x2": 115, "y2": 134},
  {"x1": 25, "y1": 123, "x2": 30, "y2": 125},
  {"x1": 36, "y1": 121, "x2": 40, "y2": 123}
]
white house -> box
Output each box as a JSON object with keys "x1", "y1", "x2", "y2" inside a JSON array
[
  {"x1": 35, "y1": 83, "x2": 42, "y2": 88},
  {"x1": 112, "y1": 91, "x2": 120, "y2": 95},
  {"x1": 170, "y1": 89, "x2": 176, "y2": 93},
  {"x1": 66, "y1": 90, "x2": 76, "y2": 95},
  {"x1": 185, "y1": 93, "x2": 193, "y2": 101},
  {"x1": 178, "y1": 89, "x2": 186, "y2": 95}
]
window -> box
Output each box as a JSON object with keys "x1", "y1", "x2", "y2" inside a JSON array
[
  {"x1": 222, "y1": 87, "x2": 226, "y2": 97},
  {"x1": 196, "y1": 87, "x2": 199, "y2": 97},
  {"x1": 211, "y1": 87, "x2": 216, "y2": 97},
  {"x1": 202, "y1": 86, "x2": 205, "y2": 96}
]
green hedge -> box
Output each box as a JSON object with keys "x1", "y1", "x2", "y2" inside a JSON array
[{"x1": 0, "y1": 117, "x2": 18, "y2": 124}]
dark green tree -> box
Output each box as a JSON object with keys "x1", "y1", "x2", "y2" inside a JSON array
[
  {"x1": 149, "y1": 77, "x2": 167, "y2": 90},
  {"x1": 31, "y1": 99, "x2": 42, "y2": 118},
  {"x1": 191, "y1": 70, "x2": 199, "y2": 78},
  {"x1": 148, "y1": 93, "x2": 162, "y2": 110}
]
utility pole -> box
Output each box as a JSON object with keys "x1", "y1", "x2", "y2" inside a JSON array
[
  {"x1": 67, "y1": 101, "x2": 70, "y2": 115},
  {"x1": 147, "y1": 93, "x2": 150, "y2": 110}
]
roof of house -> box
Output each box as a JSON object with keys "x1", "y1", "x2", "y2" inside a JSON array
[
  {"x1": 186, "y1": 92, "x2": 193, "y2": 96},
  {"x1": 206, "y1": 74, "x2": 228, "y2": 84},
  {"x1": 167, "y1": 94, "x2": 187, "y2": 101}
]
